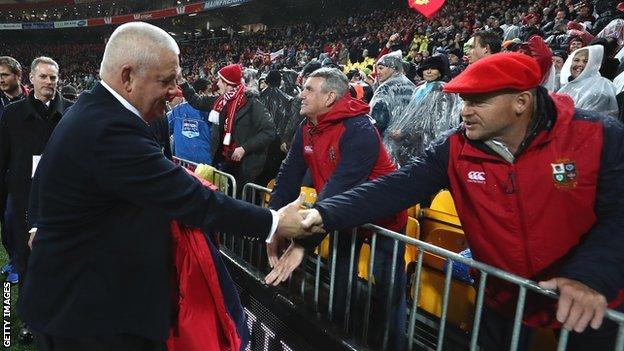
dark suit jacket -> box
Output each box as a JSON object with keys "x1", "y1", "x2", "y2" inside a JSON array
[
  {"x1": 0, "y1": 92, "x2": 72, "y2": 214},
  {"x1": 20, "y1": 83, "x2": 273, "y2": 341}
]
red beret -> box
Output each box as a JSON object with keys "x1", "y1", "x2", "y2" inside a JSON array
[{"x1": 443, "y1": 53, "x2": 541, "y2": 94}]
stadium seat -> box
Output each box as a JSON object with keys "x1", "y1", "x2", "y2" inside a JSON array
[
  {"x1": 403, "y1": 216, "x2": 421, "y2": 268},
  {"x1": 423, "y1": 227, "x2": 467, "y2": 271},
  {"x1": 412, "y1": 268, "x2": 476, "y2": 331}
]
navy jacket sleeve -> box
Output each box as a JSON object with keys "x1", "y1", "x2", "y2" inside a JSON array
[
  {"x1": 268, "y1": 123, "x2": 307, "y2": 210},
  {"x1": 314, "y1": 136, "x2": 451, "y2": 233},
  {"x1": 558, "y1": 117, "x2": 624, "y2": 300},
  {"x1": 91, "y1": 116, "x2": 273, "y2": 238},
  {"x1": 298, "y1": 117, "x2": 381, "y2": 249},
  {"x1": 180, "y1": 82, "x2": 218, "y2": 112}
]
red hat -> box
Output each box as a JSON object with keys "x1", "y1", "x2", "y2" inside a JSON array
[
  {"x1": 522, "y1": 13, "x2": 539, "y2": 25},
  {"x1": 567, "y1": 21, "x2": 584, "y2": 31},
  {"x1": 443, "y1": 53, "x2": 541, "y2": 94},
  {"x1": 217, "y1": 64, "x2": 242, "y2": 86}
]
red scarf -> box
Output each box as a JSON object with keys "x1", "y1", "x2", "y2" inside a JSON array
[{"x1": 211, "y1": 84, "x2": 247, "y2": 162}]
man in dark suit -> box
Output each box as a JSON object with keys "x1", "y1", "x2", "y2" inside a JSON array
[
  {"x1": 21, "y1": 22, "x2": 303, "y2": 351},
  {"x1": 0, "y1": 56, "x2": 72, "y2": 343}
]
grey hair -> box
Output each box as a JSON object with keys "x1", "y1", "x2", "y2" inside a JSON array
[
  {"x1": 308, "y1": 67, "x2": 349, "y2": 96},
  {"x1": 0, "y1": 56, "x2": 22, "y2": 75},
  {"x1": 31, "y1": 56, "x2": 59, "y2": 73},
  {"x1": 100, "y1": 21, "x2": 180, "y2": 77}
]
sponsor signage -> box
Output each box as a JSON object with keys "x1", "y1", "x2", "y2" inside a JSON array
[
  {"x1": 21, "y1": 22, "x2": 55, "y2": 30},
  {"x1": 54, "y1": 19, "x2": 87, "y2": 28},
  {"x1": 0, "y1": 23, "x2": 22, "y2": 30},
  {"x1": 3, "y1": 1, "x2": 241, "y2": 30},
  {"x1": 204, "y1": 0, "x2": 250, "y2": 10}
]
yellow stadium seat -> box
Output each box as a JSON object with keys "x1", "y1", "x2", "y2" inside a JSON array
[
  {"x1": 300, "y1": 186, "x2": 317, "y2": 209},
  {"x1": 406, "y1": 203, "x2": 421, "y2": 219},
  {"x1": 412, "y1": 268, "x2": 475, "y2": 331},
  {"x1": 423, "y1": 227, "x2": 468, "y2": 271},
  {"x1": 263, "y1": 179, "x2": 276, "y2": 207},
  {"x1": 404, "y1": 217, "x2": 420, "y2": 268},
  {"x1": 429, "y1": 190, "x2": 458, "y2": 216}
]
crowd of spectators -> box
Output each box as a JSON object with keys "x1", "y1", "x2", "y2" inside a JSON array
[
  {"x1": 0, "y1": 0, "x2": 194, "y2": 23},
  {"x1": 3, "y1": 0, "x2": 624, "y2": 95}
]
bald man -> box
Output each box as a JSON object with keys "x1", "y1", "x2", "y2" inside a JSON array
[{"x1": 21, "y1": 22, "x2": 304, "y2": 351}]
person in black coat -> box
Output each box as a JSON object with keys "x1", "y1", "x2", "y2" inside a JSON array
[
  {"x1": 179, "y1": 65, "x2": 275, "y2": 193},
  {"x1": 0, "y1": 56, "x2": 72, "y2": 343},
  {"x1": 21, "y1": 22, "x2": 302, "y2": 351},
  {"x1": 257, "y1": 70, "x2": 295, "y2": 186}
]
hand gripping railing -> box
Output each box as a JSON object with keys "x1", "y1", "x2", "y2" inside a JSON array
[{"x1": 231, "y1": 182, "x2": 624, "y2": 351}]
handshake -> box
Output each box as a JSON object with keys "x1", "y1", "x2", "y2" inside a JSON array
[
  {"x1": 265, "y1": 194, "x2": 326, "y2": 286},
  {"x1": 274, "y1": 193, "x2": 325, "y2": 240}
]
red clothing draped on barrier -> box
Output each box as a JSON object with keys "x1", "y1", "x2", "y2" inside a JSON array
[{"x1": 167, "y1": 174, "x2": 242, "y2": 351}]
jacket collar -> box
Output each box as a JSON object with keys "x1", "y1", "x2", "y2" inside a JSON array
[
  {"x1": 461, "y1": 87, "x2": 564, "y2": 162},
  {"x1": 24, "y1": 90, "x2": 67, "y2": 119}
]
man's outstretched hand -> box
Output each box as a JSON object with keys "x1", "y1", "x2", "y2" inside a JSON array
[
  {"x1": 538, "y1": 277, "x2": 608, "y2": 333},
  {"x1": 300, "y1": 208, "x2": 325, "y2": 234},
  {"x1": 265, "y1": 241, "x2": 305, "y2": 286},
  {"x1": 275, "y1": 194, "x2": 309, "y2": 239}
]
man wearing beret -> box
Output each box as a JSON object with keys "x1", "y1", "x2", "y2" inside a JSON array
[{"x1": 277, "y1": 52, "x2": 624, "y2": 350}]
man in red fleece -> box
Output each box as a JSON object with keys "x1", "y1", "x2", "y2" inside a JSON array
[{"x1": 265, "y1": 67, "x2": 408, "y2": 350}]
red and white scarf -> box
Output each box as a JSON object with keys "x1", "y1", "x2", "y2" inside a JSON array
[{"x1": 209, "y1": 84, "x2": 247, "y2": 161}]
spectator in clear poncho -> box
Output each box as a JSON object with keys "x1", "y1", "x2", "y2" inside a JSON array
[
  {"x1": 369, "y1": 50, "x2": 416, "y2": 135},
  {"x1": 383, "y1": 55, "x2": 462, "y2": 167},
  {"x1": 558, "y1": 45, "x2": 619, "y2": 118}
]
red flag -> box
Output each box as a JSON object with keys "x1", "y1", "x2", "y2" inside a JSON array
[{"x1": 408, "y1": 0, "x2": 445, "y2": 19}]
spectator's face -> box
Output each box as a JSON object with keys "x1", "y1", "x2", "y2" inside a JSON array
[
  {"x1": 570, "y1": 49, "x2": 588, "y2": 79},
  {"x1": 126, "y1": 49, "x2": 179, "y2": 121},
  {"x1": 460, "y1": 91, "x2": 523, "y2": 141},
  {"x1": 552, "y1": 56, "x2": 565, "y2": 71},
  {"x1": 467, "y1": 37, "x2": 489, "y2": 64},
  {"x1": 423, "y1": 68, "x2": 441, "y2": 82},
  {"x1": 30, "y1": 63, "x2": 58, "y2": 101},
  {"x1": 556, "y1": 11, "x2": 565, "y2": 20},
  {"x1": 569, "y1": 40, "x2": 584, "y2": 53},
  {"x1": 448, "y1": 54, "x2": 460, "y2": 64},
  {"x1": 299, "y1": 76, "x2": 335, "y2": 119},
  {"x1": 0, "y1": 65, "x2": 20, "y2": 95},
  {"x1": 217, "y1": 77, "x2": 236, "y2": 94},
  {"x1": 376, "y1": 64, "x2": 395, "y2": 83},
  {"x1": 579, "y1": 6, "x2": 589, "y2": 16}
]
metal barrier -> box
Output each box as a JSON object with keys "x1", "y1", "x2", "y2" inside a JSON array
[
  {"x1": 234, "y1": 182, "x2": 624, "y2": 351},
  {"x1": 172, "y1": 157, "x2": 237, "y2": 198},
  {"x1": 168, "y1": 160, "x2": 624, "y2": 351}
]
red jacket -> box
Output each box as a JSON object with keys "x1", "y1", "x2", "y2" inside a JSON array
[
  {"x1": 269, "y1": 94, "x2": 407, "y2": 247},
  {"x1": 313, "y1": 90, "x2": 624, "y2": 327}
]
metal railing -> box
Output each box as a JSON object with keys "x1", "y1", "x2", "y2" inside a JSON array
[
  {"x1": 235, "y1": 182, "x2": 624, "y2": 351},
  {"x1": 170, "y1": 156, "x2": 624, "y2": 351},
  {"x1": 172, "y1": 156, "x2": 237, "y2": 198}
]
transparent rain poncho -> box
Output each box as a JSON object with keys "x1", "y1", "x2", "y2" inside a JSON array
[
  {"x1": 383, "y1": 81, "x2": 462, "y2": 167},
  {"x1": 369, "y1": 73, "x2": 416, "y2": 135},
  {"x1": 558, "y1": 45, "x2": 618, "y2": 118},
  {"x1": 596, "y1": 19, "x2": 624, "y2": 47}
]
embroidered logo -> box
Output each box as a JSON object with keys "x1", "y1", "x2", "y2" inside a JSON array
[
  {"x1": 304, "y1": 145, "x2": 313, "y2": 154},
  {"x1": 467, "y1": 171, "x2": 486, "y2": 184},
  {"x1": 328, "y1": 147, "x2": 337, "y2": 163},
  {"x1": 551, "y1": 159, "x2": 577, "y2": 188}
]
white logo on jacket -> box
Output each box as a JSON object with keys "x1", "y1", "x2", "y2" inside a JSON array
[{"x1": 467, "y1": 171, "x2": 486, "y2": 184}]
